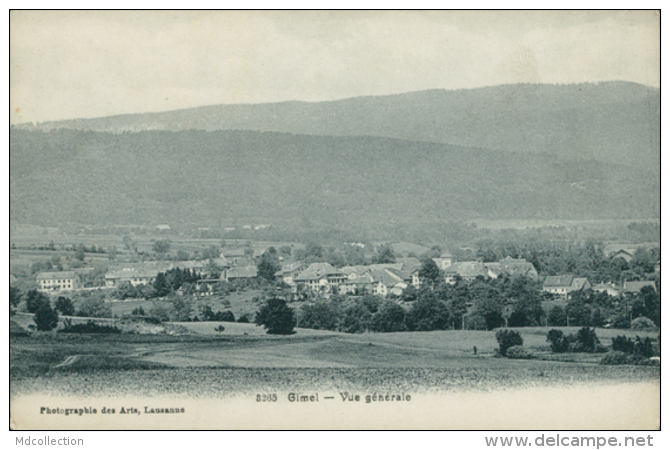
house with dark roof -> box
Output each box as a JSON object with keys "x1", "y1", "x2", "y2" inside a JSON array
[
  {"x1": 294, "y1": 263, "x2": 347, "y2": 292},
  {"x1": 622, "y1": 280, "x2": 656, "y2": 294},
  {"x1": 444, "y1": 261, "x2": 488, "y2": 284},
  {"x1": 104, "y1": 261, "x2": 174, "y2": 287},
  {"x1": 274, "y1": 263, "x2": 306, "y2": 286},
  {"x1": 369, "y1": 268, "x2": 405, "y2": 296},
  {"x1": 485, "y1": 257, "x2": 539, "y2": 281},
  {"x1": 609, "y1": 249, "x2": 634, "y2": 263},
  {"x1": 36, "y1": 271, "x2": 80, "y2": 292},
  {"x1": 341, "y1": 273, "x2": 376, "y2": 295},
  {"x1": 542, "y1": 275, "x2": 591, "y2": 298},
  {"x1": 223, "y1": 266, "x2": 258, "y2": 281},
  {"x1": 340, "y1": 263, "x2": 414, "y2": 296}
]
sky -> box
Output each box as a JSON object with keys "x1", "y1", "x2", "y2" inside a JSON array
[{"x1": 9, "y1": 10, "x2": 660, "y2": 125}]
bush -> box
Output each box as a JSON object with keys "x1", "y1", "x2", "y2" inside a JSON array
[
  {"x1": 546, "y1": 329, "x2": 569, "y2": 353},
  {"x1": 594, "y1": 343, "x2": 609, "y2": 353},
  {"x1": 611, "y1": 335, "x2": 654, "y2": 357},
  {"x1": 237, "y1": 313, "x2": 252, "y2": 323},
  {"x1": 217, "y1": 310, "x2": 236, "y2": 322},
  {"x1": 633, "y1": 336, "x2": 654, "y2": 358},
  {"x1": 55, "y1": 296, "x2": 75, "y2": 316},
  {"x1": 505, "y1": 345, "x2": 533, "y2": 359},
  {"x1": 599, "y1": 351, "x2": 631, "y2": 365},
  {"x1": 612, "y1": 335, "x2": 635, "y2": 353},
  {"x1": 33, "y1": 302, "x2": 59, "y2": 331},
  {"x1": 59, "y1": 319, "x2": 121, "y2": 334},
  {"x1": 76, "y1": 296, "x2": 113, "y2": 318},
  {"x1": 599, "y1": 351, "x2": 657, "y2": 366},
  {"x1": 611, "y1": 313, "x2": 631, "y2": 329},
  {"x1": 148, "y1": 302, "x2": 172, "y2": 322},
  {"x1": 255, "y1": 297, "x2": 296, "y2": 335},
  {"x1": 631, "y1": 317, "x2": 657, "y2": 331},
  {"x1": 495, "y1": 329, "x2": 523, "y2": 357},
  {"x1": 576, "y1": 327, "x2": 600, "y2": 352},
  {"x1": 465, "y1": 315, "x2": 487, "y2": 331}
]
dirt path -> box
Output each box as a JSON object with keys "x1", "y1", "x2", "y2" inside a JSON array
[{"x1": 53, "y1": 355, "x2": 79, "y2": 368}]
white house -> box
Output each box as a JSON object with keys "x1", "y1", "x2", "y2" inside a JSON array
[{"x1": 36, "y1": 271, "x2": 80, "y2": 292}]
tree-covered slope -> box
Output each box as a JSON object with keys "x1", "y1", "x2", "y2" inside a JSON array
[{"x1": 10, "y1": 128, "x2": 659, "y2": 229}]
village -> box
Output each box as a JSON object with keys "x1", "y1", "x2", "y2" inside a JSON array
[{"x1": 10, "y1": 222, "x2": 660, "y2": 334}]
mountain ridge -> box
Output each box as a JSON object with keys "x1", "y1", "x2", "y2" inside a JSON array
[{"x1": 15, "y1": 81, "x2": 660, "y2": 171}]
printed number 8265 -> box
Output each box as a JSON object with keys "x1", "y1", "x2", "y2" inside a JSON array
[{"x1": 256, "y1": 393, "x2": 278, "y2": 402}]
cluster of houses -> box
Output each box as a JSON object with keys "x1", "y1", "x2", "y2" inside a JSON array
[
  {"x1": 33, "y1": 246, "x2": 658, "y2": 301},
  {"x1": 542, "y1": 275, "x2": 656, "y2": 300},
  {"x1": 273, "y1": 254, "x2": 540, "y2": 297}
]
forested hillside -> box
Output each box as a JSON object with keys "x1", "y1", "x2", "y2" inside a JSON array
[{"x1": 10, "y1": 128, "x2": 659, "y2": 232}]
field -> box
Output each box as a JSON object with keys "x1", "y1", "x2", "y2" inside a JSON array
[
  {"x1": 107, "y1": 290, "x2": 262, "y2": 319},
  {"x1": 10, "y1": 321, "x2": 660, "y2": 399}
]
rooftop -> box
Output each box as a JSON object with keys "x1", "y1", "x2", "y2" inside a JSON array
[{"x1": 36, "y1": 271, "x2": 77, "y2": 280}]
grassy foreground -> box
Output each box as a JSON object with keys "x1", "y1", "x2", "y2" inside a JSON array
[{"x1": 10, "y1": 325, "x2": 660, "y2": 399}]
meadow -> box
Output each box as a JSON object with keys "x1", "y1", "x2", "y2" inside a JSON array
[{"x1": 10, "y1": 321, "x2": 660, "y2": 400}]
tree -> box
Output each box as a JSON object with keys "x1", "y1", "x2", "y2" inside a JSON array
[
  {"x1": 418, "y1": 258, "x2": 441, "y2": 285},
  {"x1": 149, "y1": 302, "x2": 173, "y2": 322},
  {"x1": 495, "y1": 329, "x2": 523, "y2": 357},
  {"x1": 255, "y1": 297, "x2": 296, "y2": 335},
  {"x1": 25, "y1": 289, "x2": 50, "y2": 314},
  {"x1": 122, "y1": 235, "x2": 133, "y2": 250},
  {"x1": 547, "y1": 305, "x2": 567, "y2": 326},
  {"x1": 566, "y1": 290, "x2": 593, "y2": 326},
  {"x1": 115, "y1": 281, "x2": 139, "y2": 300},
  {"x1": 638, "y1": 286, "x2": 660, "y2": 326},
  {"x1": 34, "y1": 302, "x2": 59, "y2": 331},
  {"x1": 75, "y1": 246, "x2": 86, "y2": 261},
  {"x1": 154, "y1": 272, "x2": 171, "y2": 297},
  {"x1": 470, "y1": 282, "x2": 505, "y2": 330},
  {"x1": 504, "y1": 277, "x2": 545, "y2": 327},
  {"x1": 76, "y1": 295, "x2": 112, "y2": 318},
  {"x1": 170, "y1": 296, "x2": 193, "y2": 321},
  {"x1": 339, "y1": 302, "x2": 373, "y2": 333},
  {"x1": 546, "y1": 329, "x2": 569, "y2": 353},
  {"x1": 373, "y1": 244, "x2": 396, "y2": 264},
  {"x1": 153, "y1": 240, "x2": 171, "y2": 254},
  {"x1": 400, "y1": 284, "x2": 419, "y2": 302},
  {"x1": 202, "y1": 245, "x2": 220, "y2": 260},
  {"x1": 405, "y1": 292, "x2": 451, "y2": 331},
  {"x1": 10, "y1": 286, "x2": 22, "y2": 309},
  {"x1": 575, "y1": 327, "x2": 600, "y2": 352},
  {"x1": 371, "y1": 301, "x2": 407, "y2": 332},
  {"x1": 299, "y1": 301, "x2": 339, "y2": 331},
  {"x1": 55, "y1": 296, "x2": 75, "y2": 316},
  {"x1": 257, "y1": 259, "x2": 280, "y2": 282},
  {"x1": 257, "y1": 247, "x2": 281, "y2": 282}
]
